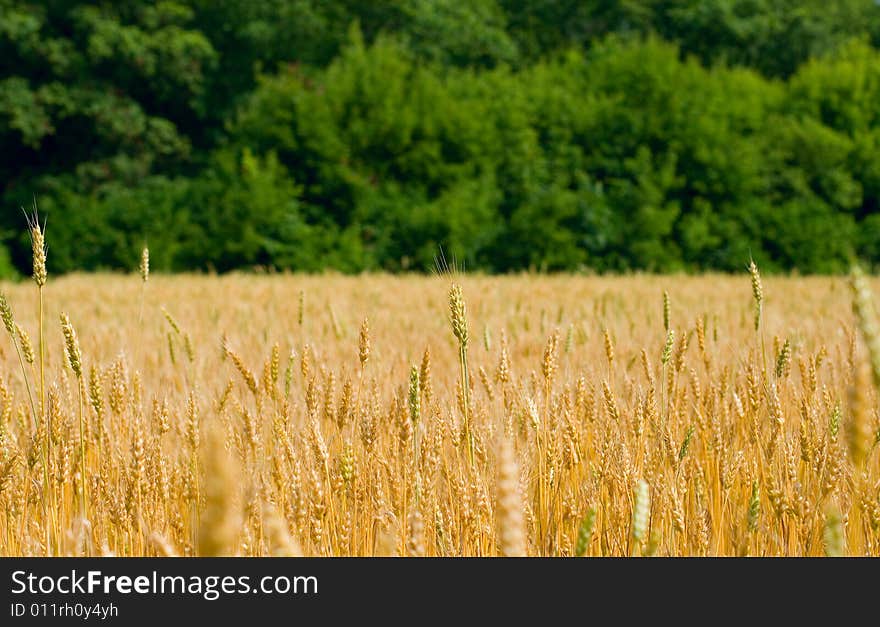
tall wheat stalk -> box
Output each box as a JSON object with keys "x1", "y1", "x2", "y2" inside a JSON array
[
  {"x1": 61, "y1": 312, "x2": 87, "y2": 527},
  {"x1": 27, "y1": 212, "x2": 47, "y2": 421},
  {"x1": 749, "y1": 259, "x2": 766, "y2": 374},
  {"x1": 449, "y1": 283, "x2": 473, "y2": 465}
]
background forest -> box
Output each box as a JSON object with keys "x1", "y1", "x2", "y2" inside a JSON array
[{"x1": 3, "y1": 0, "x2": 880, "y2": 276}]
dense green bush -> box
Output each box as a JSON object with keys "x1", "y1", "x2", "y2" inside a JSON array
[{"x1": 4, "y1": 1, "x2": 880, "y2": 274}]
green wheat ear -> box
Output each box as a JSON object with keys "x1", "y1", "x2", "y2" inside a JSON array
[
  {"x1": 823, "y1": 507, "x2": 845, "y2": 557},
  {"x1": 661, "y1": 329, "x2": 675, "y2": 365},
  {"x1": 575, "y1": 508, "x2": 597, "y2": 557},
  {"x1": 775, "y1": 339, "x2": 791, "y2": 378},
  {"x1": 747, "y1": 481, "x2": 760, "y2": 533},
  {"x1": 678, "y1": 425, "x2": 695, "y2": 461},
  {"x1": 408, "y1": 365, "x2": 420, "y2": 425}
]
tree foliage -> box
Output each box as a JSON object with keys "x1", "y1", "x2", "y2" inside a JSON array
[{"x1": 3, "y1": 0, "x2": 880, "y2": 275}]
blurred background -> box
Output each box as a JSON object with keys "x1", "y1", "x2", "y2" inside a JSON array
[{"x1": 2, "y1": 0, "x2": 880, "y2": 277}]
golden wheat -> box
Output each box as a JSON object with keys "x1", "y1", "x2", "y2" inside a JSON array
[{"x1": 0, "y1": 252, "x2": 877, "y2": 556}]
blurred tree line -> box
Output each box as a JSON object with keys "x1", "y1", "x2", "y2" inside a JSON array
[{"x1": 2, "y1": 0, "x2": 880, "y2": 275}]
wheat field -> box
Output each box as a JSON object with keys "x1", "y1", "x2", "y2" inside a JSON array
[{"x1": 0, "y1": 248, "x2": 879, "y2": 556}]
